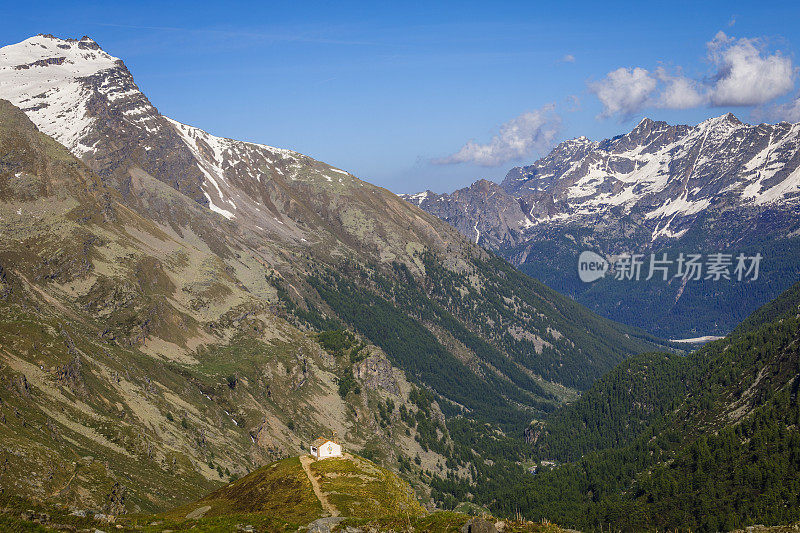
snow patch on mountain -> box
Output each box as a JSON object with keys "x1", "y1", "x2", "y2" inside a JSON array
[
  {"x1": 645, "y1": 193, "x2": 712, "y2": 219},
  {"x1": 165, "y1": 117, "x2": 245, "y2": 219},
  {"x1": 401, "y1": 191, "x2": 434, "y2": 206}
]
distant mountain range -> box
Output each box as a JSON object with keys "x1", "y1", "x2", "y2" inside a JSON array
[{"x1": 403, "y1": 114, "x2": 800, "y2": 338}]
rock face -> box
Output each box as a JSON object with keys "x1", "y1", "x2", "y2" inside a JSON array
[
  {"x1": 404, "y1": 115, "x2": 800, "y2": 338},
  {"x1": 461, "y1": 518, "x2": 498, "y2": 533},
  {"x1": 405, "y1": 180, "x2": 530, "y2": 250},
  {"x1": 353, "y1": 351, "x2": 401, "y2": 396}
]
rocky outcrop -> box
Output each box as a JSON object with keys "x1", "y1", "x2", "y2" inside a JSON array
[
  {"x1": 462, "y1": 517, "x2": 499, "y2": 533},
  {"x1": 353, "y1": 351, "x2": 400, "y2": 396}
]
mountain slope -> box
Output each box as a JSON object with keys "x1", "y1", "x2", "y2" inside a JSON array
[
  {"x1": 0, "y1": 33, "x2": 672, "y2": 516},
  {"x1": 504, "y1": 278, "x2": 800, "y2": 531},
  {"x1": 536, "y1": 276, "x2": 800, "y2": 462},
  {"x1": 0, "y1": 98, "x2": 454, "y2": 513},
  {"x1": 405, "y1": 115, "x2": 800, "y2": 338},
  {"x1": 0, "y1": 34, "x2": 670, "y2": 428}
]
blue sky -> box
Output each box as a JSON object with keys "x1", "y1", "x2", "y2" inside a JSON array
[{"x1": 2, "y1": 0, "x2": 800, "y2": 193}]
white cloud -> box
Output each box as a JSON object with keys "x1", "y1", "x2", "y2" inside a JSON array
[
  {"x1": 434, "y1": 105, "x2": 562, "y2": 167},
  {"x1": 707, "y1": 31, "x2": 796, "y2": 106},
  {"x1": 589, "y1": 67, "x2": 657, "y2": 119},
  {"x1": 655, "y1": 67, "x2": 707, "y2": 109},
  {"x1": 589, "y1": 31, "x2": 797, "y2": 119},
  {"x1": 767, "y1": 96, "x2": 800, "y2": 122},
  {"x1": 561, "y1": 54, "x2": 576, "y2": 63}
]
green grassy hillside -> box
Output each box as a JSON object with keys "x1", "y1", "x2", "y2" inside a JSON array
[
  {"x1": 172, "y1": 454, "x2": 424, "y2": 523},
  {"x1": 168, "y1": 457, "x2": 322, "y2": 524},
  {"x1": 309, "y1": 454, "x2": 425, "y2": 518}
]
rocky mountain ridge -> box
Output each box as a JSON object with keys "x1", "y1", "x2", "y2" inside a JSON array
[
  {"x1": 404, "y1": 114, "x2": 800, "y2": 337},
  {"x1": 407, "y1": 113, "x2": 800, "y2": 247}
]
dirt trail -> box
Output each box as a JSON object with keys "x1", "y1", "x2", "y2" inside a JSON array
[{"x1": 299, "y1": 454, "x2": 339, "y2": 517}]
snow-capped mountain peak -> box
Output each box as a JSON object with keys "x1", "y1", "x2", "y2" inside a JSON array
[
  {"x1": 0, "y1": 34, "x2": 156, "y2": 156},
  {"x1": 403, "y1": 112, "x2": 800, "y2": 340},
  {"x1": 407, "y1": 114, "x2": 800, "y2": 250},
  {"x1": 0, "y1": 35, "x2": 366, "y2": 244},
  {"x1": 0, "y1": 34, "x2": 119, "y2": 75},
  {"x1": 698, "y1": 112, "x2": 743, "y2": 128}
]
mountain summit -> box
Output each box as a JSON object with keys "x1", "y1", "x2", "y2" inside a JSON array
[
  {"x1": 0, "y1": 34, "x2": 137, "y2": 155},
  {"x1": 502, "y1": 112, "x2": 799, "y2": 223}
]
